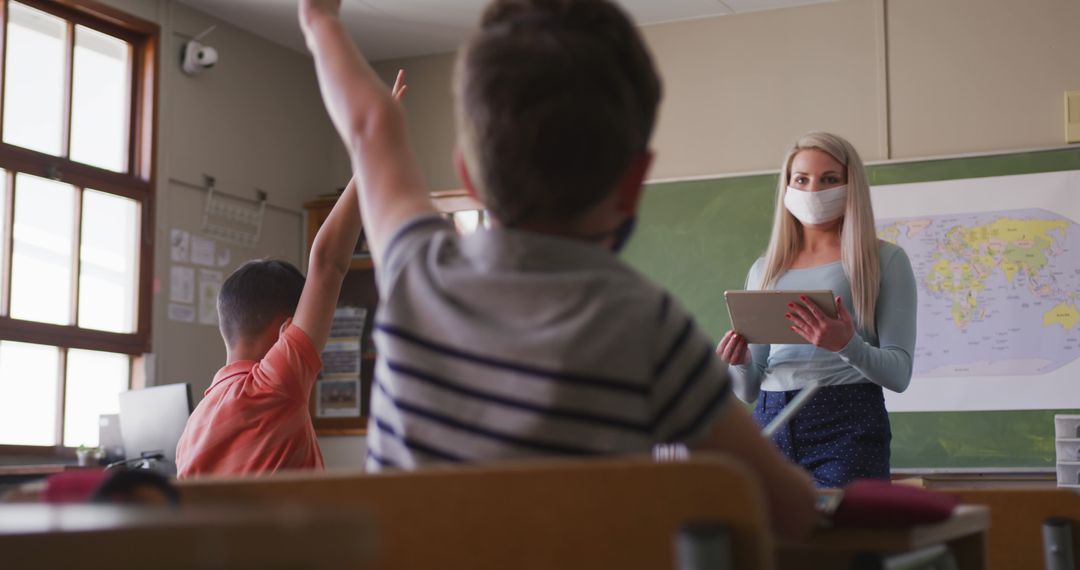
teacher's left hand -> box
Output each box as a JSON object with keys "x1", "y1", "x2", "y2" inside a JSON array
[{"x1": 785, "y1": 295, "x2": 854, "y2": 352}]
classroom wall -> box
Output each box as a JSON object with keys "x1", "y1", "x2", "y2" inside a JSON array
[
  {"x1": 355, "y1": 0, "x2": 1080, "y2": 191},
  {"x1": 95, "y1": 0, "x2": 363, "y2": 468},
  {"x1": 887, "y1": 0, "x2": 1080, "y2": 159},
  {"x1": 87, "y1": 0, "x2": 1079, "y2": 470},
  {"x1": 325, "y1": 0, "x2": 1080, "y2": 466},
  {"x1": 324, "y1": 57, "x2": 461, "y2": 191}
]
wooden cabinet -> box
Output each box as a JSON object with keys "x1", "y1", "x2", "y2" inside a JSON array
[
  {"x1": 303, "y1": 191, "x2": 482, "y2": 436},
  {"x1": 304, "y1": 197, "x2": 377, "y2": 436}
]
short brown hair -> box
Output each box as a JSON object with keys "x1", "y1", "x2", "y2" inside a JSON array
[
  {"x1": 218, "y1": 259, "x2": 305, "y2": 346},
  {"x1": 454, "y1": 0, "x2": 662, "y2": 226}
]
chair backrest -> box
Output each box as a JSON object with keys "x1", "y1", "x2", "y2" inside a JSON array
[
  {"x1": 951, "y1": 488, "x2": 1080, "y2": 570},
  {"x1": 1, "y1": 503, "x2": 369, "y2": 570},
  {"x1": 179, "y1": 455, "x2": 775, "y2": 570}
]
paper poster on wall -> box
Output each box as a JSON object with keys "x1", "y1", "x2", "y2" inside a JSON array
[
  {"x1": 322, "y1": 338, "x2": 362, "y2": 376},
  {"x1": 197, "y1": 269, "x2": 224, "y2": 326},
  {"x1": 169, "y1": 266, "x2": 195, "y2": 304},
  {"x1": 191, "y1": 235, "x2": 216, "y2": 267},
  {"x1": 319, "y1": 307, "x2": 367, "y2": 376},
  {"x1": 873, "y1": 170, "x2": 1080, "y2": 412},
  {"x1": 216, "y1": 248, "x2": 231, "y2": 268},
  {"x1": 316, "y1": 379, "x2": 362, "y2": 418},
  {"x1": 170, "y1": 229, "x2": 190, "y2": 262},
  {"x1": 167, "y1": 303, "x2": 196, "y2": 323}
]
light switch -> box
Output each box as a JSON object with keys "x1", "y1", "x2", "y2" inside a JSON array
[{"x1": 1068, "y1": 90, "x2": 1080, "y2": 143}]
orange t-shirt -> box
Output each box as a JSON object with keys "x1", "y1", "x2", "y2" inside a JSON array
[{"x1": 176, "y1": 325, "x2": 325, "y2": 478}]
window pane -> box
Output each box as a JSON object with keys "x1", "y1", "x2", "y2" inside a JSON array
[
  {"x1": 70, "y1": 26, "x2": 131, "y2": 172},
  {"x1": 63, "y1": 349, "x2": 128, "y2": 447},
  {"x1": 11, "y1": 174, "x2": 75, "y2": 325},
  {"x1": 0, "y1": 341, "x2": 60, "y2": 446},
  {"x1": 452, "y1": 210, "x2": 481, "y2": 234},
  {"x1": 2, "y1": 2, "x2": 67, "y2": 156},
  {"x1": 78, "y1": 190, "x2": 138, "y2": 332}
]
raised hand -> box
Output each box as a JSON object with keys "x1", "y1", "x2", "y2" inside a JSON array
[
  {"x1": 785, "y1": 295, "x2": 855, "y2": 352},
  {"x1": 391, "y1": 69, "x2": 409, "y2": 101},
  {"x1": 299, "y1": 0, "x2": 341, "y2": 36},
  {"x1": 715, "y1": 330, "x2": 750, "y2": 366}
]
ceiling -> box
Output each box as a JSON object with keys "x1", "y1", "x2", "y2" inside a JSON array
[{"x1": 176, "y1": 0, "x2": 836, "y2": 61}]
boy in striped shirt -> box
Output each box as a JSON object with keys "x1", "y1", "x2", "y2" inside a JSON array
[{"x1": 301, "y1": 0, "x2": 816, "y2": 537}]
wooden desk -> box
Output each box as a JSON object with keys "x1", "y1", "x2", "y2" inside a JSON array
[
  {"x1": 0, "y1": 464, "x2": 85, "y2": 492},
  {"x1": 778, "y1": 505, "x2": 990, "y2": 570},
  {"x1": 952, "y1": 488, "x2": 1080, "y2": 570},
  {"x1": 895, "y1": 472, "x2": 1059, "y2": 490},
  {"x1": 0, "y1": 504, "x2": 371, "y2": 570},
  {"x1": 0, "y1": 464, "x2": 71, "y2": 477}
]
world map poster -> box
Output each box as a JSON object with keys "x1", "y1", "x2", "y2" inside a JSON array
[{"x1": 871, "y1": 170, "x2": 1080, "y2": 412}]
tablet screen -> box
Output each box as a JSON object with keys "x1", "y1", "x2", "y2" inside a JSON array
[{"x1": 724, "y1": 290, "x2": 836, "y2": 345}]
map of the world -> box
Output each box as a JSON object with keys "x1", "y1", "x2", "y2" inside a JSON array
[{"x1": 877, "y1": 209, "x2": 1080, "y2": 378}]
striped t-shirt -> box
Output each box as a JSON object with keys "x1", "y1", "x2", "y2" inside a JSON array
[{"x1": 366, "y1": 216, "x2": 732, "y2": 471}]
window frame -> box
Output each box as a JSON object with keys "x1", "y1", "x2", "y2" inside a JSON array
[{"x1": 0, "y1": 0, "x2": 157, "y2": 454}]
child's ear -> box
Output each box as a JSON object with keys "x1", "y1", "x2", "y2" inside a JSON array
[
  {"x1": 454, "y1": 149, "x2": 479, "y2": 202},
  {"x1": 616, "y1": 151, "x2": 654, "y2": 214}
]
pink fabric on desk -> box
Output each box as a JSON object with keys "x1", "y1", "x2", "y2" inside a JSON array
[
  {"x1": 41, "y1": 469, "x2": 108, "y2": 503},
  {"x1": 832, "y1": 479, "x2": 959, "y2": 528}
]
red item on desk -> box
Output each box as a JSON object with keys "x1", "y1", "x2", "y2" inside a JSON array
[
  {"x1": 41, "y1": 469, "x2": 108, "y2": 503},
  {"x1": 831, "y1": 479, "x2": 959, "y2": 528}
]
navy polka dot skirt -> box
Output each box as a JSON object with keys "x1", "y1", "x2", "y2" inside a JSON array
[{"x1": 753, "y1": 383, "x2": 891, "y2": 488}]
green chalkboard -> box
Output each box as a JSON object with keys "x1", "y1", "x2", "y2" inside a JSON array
[{"x1": 623, "y1": 147, "x2": 1080, "y2": 470}]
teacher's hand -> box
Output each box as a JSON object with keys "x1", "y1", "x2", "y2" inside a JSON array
[
  {"x1": 786, "y1": 295, "x2": 855, "y2": 352},
  {"x1": 715, "y1": 330, "x2": 750, "y2": 366}
]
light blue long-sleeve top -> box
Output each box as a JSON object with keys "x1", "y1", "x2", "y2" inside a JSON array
[{"x1": 730, "y1": 241, "x2": 918, "y2": 403}]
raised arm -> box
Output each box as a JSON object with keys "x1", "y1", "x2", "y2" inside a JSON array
[
  {"x1": 299, "y1": 0, "x2": 435, "y2": 262},
  {"x1": 293, "y1": 179, "x2": 362, "y2": 352}
]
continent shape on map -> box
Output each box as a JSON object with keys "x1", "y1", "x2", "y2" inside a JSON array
[{"x1": 877, "y1": 208, "x2": 1080, "y2": 377}]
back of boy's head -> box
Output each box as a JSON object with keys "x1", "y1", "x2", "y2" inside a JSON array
[
  {"x1": 218, "y1": 260, "x2": 305, "y2": 347},
  {"x1": 454, "y1": 0, "x2": 662, "y2": 227}
]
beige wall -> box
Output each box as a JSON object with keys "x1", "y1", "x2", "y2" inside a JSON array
[
  {"x1": 98, "y1": 1, "x2": 364, "y2": 467},
  {"x1": 887, "y1": 0, "x2": 1080, "y2": 158},
  {"x1": 99, "y1": 0, "x2": 344, "y2": 389},
  {"x1": 366, "y1": 0, "x2": 1080, "y2": 191},
  {"x1": 644, "y1": 0, "x2": 886, "y2": 178},
  {"x1": 353, "y1": 55, "x2": 460, "y2": 191},
  {"x1": 102, "y1": 0, "x2": 344, "y2": 390}
]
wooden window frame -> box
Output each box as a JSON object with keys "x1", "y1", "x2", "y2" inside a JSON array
[{"x1": 0, "y1": 0, "x2": 157, "y2": 454}]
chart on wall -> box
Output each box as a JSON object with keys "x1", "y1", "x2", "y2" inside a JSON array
[{"x1": 871, "y1": 170, "x2": 1080, "y2": 412}]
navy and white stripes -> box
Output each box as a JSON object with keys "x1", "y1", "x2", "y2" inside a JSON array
[{"x1": 366, "y1": 216, "x2": 732, "y2": 471}]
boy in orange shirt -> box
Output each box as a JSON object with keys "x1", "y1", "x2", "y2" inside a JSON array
[{"x1": 174, "y1": 78, "x2": 406, "y2": 479}]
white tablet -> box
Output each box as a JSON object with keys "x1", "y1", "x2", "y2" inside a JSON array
[{"x1": 723, "y1": 289, "x2": 836, "y2": 345}]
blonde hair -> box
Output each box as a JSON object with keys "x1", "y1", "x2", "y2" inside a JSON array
[{"x1": 757, "y1": 132, "x2": 880, "y2": 333}]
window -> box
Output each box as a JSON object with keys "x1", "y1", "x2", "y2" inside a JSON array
[
  {"x1": 431, "y1": 190, "x2": 487, "y2": 235},
  {"x1": 0, "y1": 0, "x2": 157, "y2": 451}
]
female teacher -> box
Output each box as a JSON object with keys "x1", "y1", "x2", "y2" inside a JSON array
[{"x1": 716, "y1": 131, "x2": 917, "y2": 488}]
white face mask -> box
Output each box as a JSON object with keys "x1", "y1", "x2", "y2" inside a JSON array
[{"x1": 783, "y1": 185, "x2": 848, "y2": 225}]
